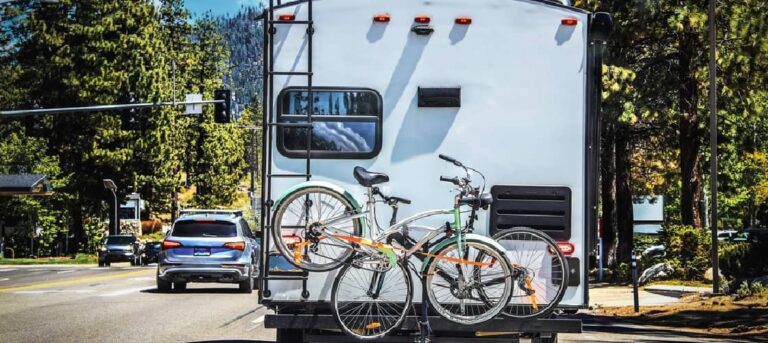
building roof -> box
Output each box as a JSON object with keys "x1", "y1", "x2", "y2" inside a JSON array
[{"x1": 0, "y1": 174, "x2": 52, "y2": 196}]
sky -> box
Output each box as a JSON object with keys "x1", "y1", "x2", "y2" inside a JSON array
[{"x1": 153, "y1": 0, "x2": 262, "y2": 18}]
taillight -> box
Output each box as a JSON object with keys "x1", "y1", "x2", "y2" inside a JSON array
[
  {"x1": 414, "y1": 15, "x2": 431, "y2": 24},
  {"x1": 455, "y1": 16, "x2": 472, "y2": 25},
  {"x1": 373, "y1": 13, "x2": 390, "y2": 23},
  {"x1": 282, "y1": 234, "x2": 302, "y2": 249},
  {"x1": 162, "y1": 240, "x2": 182, "y2": 250},
  {"x1": 548, "y1": 242, "x2": 575, "y2": 256},
  {"x1": 561, "y1": 18, "x2": 578, "y2": 26},
  {"x1": 278, "y1": 14, "x2": 295, "y2": 21},
  {"x1": 223, "y1": 241, "x2": 246, "y2": 251}
]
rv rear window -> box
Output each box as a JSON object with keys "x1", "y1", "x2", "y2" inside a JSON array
[{"x1": 277, "y1": 88, "x2": 382, "y2": 159}]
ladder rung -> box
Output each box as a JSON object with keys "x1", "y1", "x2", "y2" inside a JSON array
[
  {"x1": 270, "y1": 71, "x2": 312, "y2": 76},
  {"x1": 271, "y1": 20, "x2": 312, "y2": 25},
  {"x1": 267, "y1": 122, "x2": 313, "y2": 128},
  {"x1": 269, "y1": 174, "x2": 311, "y2": 178}
]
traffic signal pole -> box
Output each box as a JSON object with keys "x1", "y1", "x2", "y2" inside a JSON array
[{"x1": 0, "y1": 99, "x2": 224, "y2": 118}]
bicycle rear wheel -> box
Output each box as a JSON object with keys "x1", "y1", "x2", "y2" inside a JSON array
[
  {"x1": 493, "y1": 227, "x2": 568, "y2": 319},
  {"x1": 331, "y1": 259, "x2": 412, "y2": 340},
  {"x1": 424, "y1": 238, "x2": 513, "y2": 325},
  {"x1": 272, "y1": 187, "x2": 361, "y2": 272}
]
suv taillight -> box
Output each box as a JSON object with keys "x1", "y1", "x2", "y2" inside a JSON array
[
  {"x1": 223, "y1": 241, "x2": 246, "y2": 251},
  {"x1": 162, "y1": 240, "x2": 182, "y2": 250}
]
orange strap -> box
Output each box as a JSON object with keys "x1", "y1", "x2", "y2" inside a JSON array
[
  {"x1": 525, "y1": 276, "x2": 538, "y2": 310},
  {"x1": 295, "y1": 233, "x2": 494, "y2": 267}
]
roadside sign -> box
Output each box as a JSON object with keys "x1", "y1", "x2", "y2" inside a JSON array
[{"x1": 185, "y1": 94, "x2": 203, "y2": 115}]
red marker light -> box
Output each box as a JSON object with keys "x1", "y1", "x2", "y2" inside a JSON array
[
  {"x1": 547, "y1": 242, "x2": 575, "y2": 256},
  {"x1": 278, "y1": 14, "x2": 296, "y2": 21},
  {"x1": 561, "y1": 18, "x2": 578, "y2": 26},
  {"x1": 455, "y1": 16, "x2": 472, "y2": 25},
  {"x1": 373, "y1": 13, "x2": 390, "y2": 23},
  {"x1": 414, "y1": 15, "x2": 431, "y2": 24}
]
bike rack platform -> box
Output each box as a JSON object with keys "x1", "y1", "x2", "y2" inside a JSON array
[{"x1": 266, "y1": 314, "x2": 581, "y2": 342}]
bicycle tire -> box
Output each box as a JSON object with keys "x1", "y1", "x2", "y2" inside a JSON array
[
  {"x1": 493, "y1": 227, "x2": 568, "y2": 319},
  {"x1": 272, "y1": 187, "x2": 361, "y2": 272},
  {"x1": 424, "y1": 238, "x2": 513, "y2": 325},
  {"x1": 331, "y1": 259, "x2": 412, "y2": 340}
]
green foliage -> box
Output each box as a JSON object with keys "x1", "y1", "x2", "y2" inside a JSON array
[
  {"x1": 661, "y1": 225, "x2": 712, "y2": 280},
  {"x1": 734, "y1": 280, "x2": 768, "y2": 299},
  {"x1": 719, "y1": 242, "x2": 768, "y2": 279}
]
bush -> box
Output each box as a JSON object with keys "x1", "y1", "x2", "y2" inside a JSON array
[
  {"x1": 661, "y1": 225, "x2": 711, "y2": 280},
  {"x1": 719, "y1": 241, "x2": 768, "y2": 279}
]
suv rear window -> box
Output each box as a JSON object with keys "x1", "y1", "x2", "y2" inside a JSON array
[{"x1": 172, "y1": 221, "x2": 237, "y2": 238}]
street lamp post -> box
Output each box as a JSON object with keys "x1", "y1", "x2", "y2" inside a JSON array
[{"x1": 103, "y1": 179, "x2": 118, "y2": 236}]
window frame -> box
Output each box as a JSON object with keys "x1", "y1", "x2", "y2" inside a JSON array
[{"x1": 276, "y1": 87, "x2": 383, "y2": 159}]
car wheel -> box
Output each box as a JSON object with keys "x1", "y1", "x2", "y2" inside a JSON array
[
  {"x1": 98, "y1": 260, "x2": 104, "y2": 267},
  {"x1": 239, "y1": 266, "x2": 254, "y2": 294},
  {"x1": 174, "y1": 282, "x2": 187, "y2": 291},
  {"x1": 105, "y1": 261, "x2": 111, "y2": 267},
  {"x1": 157, "y1": 276, "x2": 172, "y2": 292}
]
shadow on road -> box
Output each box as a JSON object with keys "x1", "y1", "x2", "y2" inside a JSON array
[
  {"x1": 187, "y1": 341, "x2": 273, "y2": 343},
  {"x1": 141, "y1": 288, "x2": 245, "y2": 294}
]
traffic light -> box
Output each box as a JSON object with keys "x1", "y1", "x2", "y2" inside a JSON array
[
  {"x1": 214, "y1": 89, "x2": 232, "y2": 124},
  {"x1": 119, "y1": 94, "x2": 141, "y2": 131}
]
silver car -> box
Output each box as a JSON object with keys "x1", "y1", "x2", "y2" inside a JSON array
[{"x1": 157, "y1": 210, "x2": 260, "y2": 293}]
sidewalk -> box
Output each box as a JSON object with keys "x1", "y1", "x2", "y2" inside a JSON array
[{"x1": 589, "y1": 283, "x2": 711, "y2": 308}]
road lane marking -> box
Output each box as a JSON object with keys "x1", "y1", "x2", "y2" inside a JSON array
[
  {"x1": 129, "y1": 277, "x2": 154, "y2": 281},
  {"x1": 251, "y1": 315, "x2": 265, "y2": 325},
  {"x1": 0, "y1": 270, "x2": 150, "y2": 293},
  {"x1": 56, "y1": 270, "x2": 76, "y2": 274},
  {"x1": 99, "y1": 286, "x2": 154, "y2": 297},
  {"x1": 119, "y1": 267, "x2": 145, "y2": 270},
  {"x1": 0, "y1": 269, "x2": 18, "y2": 272},
  {"x1": 15, "y1": 289, "x2": 96, "y2": 294},
  {"x1": 0, "y1": 278, "x2": 9, "y2": 282}
]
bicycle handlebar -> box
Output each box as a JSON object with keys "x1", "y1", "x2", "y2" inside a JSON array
[
  {"x1": 439, "y1": 154, "x2": 463, "y2": 167},
  {"x1": 440, "y1": 176, "x2": 459, "y2": 185}
]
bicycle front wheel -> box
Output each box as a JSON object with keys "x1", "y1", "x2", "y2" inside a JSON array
[
  {"x1": 332, "y1": 259, "x2": 412, "y2": 340},
  {"x1": 272, "y1": 187, "x2": 361, "y2": 272},
  {"x1": 424, "y1": 238, "x2": 513, "y2": 325},
  {"x1": 493, "y1": 227, "x2": 568, "y2": 319}
]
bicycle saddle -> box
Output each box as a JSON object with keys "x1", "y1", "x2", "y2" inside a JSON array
[{"x1": 353, "y1": 166, "x2": 389, "y2": 187}]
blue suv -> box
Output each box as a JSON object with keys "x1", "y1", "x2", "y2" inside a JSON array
[{"x1": 157, "y1": 210, "x2": 260, "y2": 293}]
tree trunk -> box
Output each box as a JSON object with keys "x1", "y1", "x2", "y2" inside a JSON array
[
  {"x1": 600, "y1": 117, "x2": 618, "y2": 268},
  {"x1": 615, "y1": 126, "x2": 634, "y2": 264},
  {"x1": 678, "y1": 28, "x2": 704, "y2": 228},
  {"x1": 71, "y1": 202, "x2": 84, "y2": 254}
]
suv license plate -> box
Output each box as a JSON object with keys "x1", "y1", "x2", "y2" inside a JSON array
[{"x1": 193, "y1": 248, "x2": 211, "y2": 256}]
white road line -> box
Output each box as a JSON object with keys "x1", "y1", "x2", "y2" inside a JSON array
[
  {"x1": 129, "y1": 277, "x2": 154, "y2": 282},
  {"x1": 119, "y1": 267, "x2": 144, "y2": 270},
  {"x1": 56, "y1": 269, "x2": 76, "y2": 274},
  {"x1": 15, "y1": 289, "x2": 96, "y2": 295},
  {"x1": 0, "y1": 278, "x2": 9, "y2": 282},
  {"x1": 99, "y1": 286, "x2": 153, "y2": 297},
  {"x1": 251, "y1": 315, "x2": 265, "y2": 325},
  {"x1": 0, "y1": 269, "x2": 18, "y2": 272}
]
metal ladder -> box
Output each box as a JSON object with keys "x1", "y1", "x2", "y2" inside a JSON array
[{"x1": 259, "y1": 0, "x2": 315, "y2": 300}]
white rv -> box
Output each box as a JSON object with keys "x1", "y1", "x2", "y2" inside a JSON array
[{"x1": 258, "y1": 0, "x2": 612, "y2": 341}]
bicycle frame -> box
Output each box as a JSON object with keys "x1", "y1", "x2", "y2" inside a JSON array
[{"x1": 311, "y1": 186, "x2": 463, "y2": 265}]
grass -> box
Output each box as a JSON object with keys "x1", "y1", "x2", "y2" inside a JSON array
[{"x1": 0, "y1": 254, "x2": 97, "y2": 265}]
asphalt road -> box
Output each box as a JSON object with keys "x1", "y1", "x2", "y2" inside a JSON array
[
  {"x1": 0, "y1": 264, "x2": 274, "y2": 343},
  {"x1": 0, "y1": 266, "x2": 760, "y2": 343}
]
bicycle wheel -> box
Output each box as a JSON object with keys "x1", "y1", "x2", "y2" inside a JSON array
[
  {"x1": 424, "y1": 238, "x2": 513, "y2": 325},
  {"x1": 272, "y1": 187, "x2": 361, "y2": 271},
  {"x1": 332, "y1": 259, "x2": 412, "y2": 340},
  {"x1": 493, "y1": 227, "x2": 568, "y2": 319}
]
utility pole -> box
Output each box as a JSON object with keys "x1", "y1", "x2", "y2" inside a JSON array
[{"x1": 708, "y1": 0, "x2": 720, "y2": 294}]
